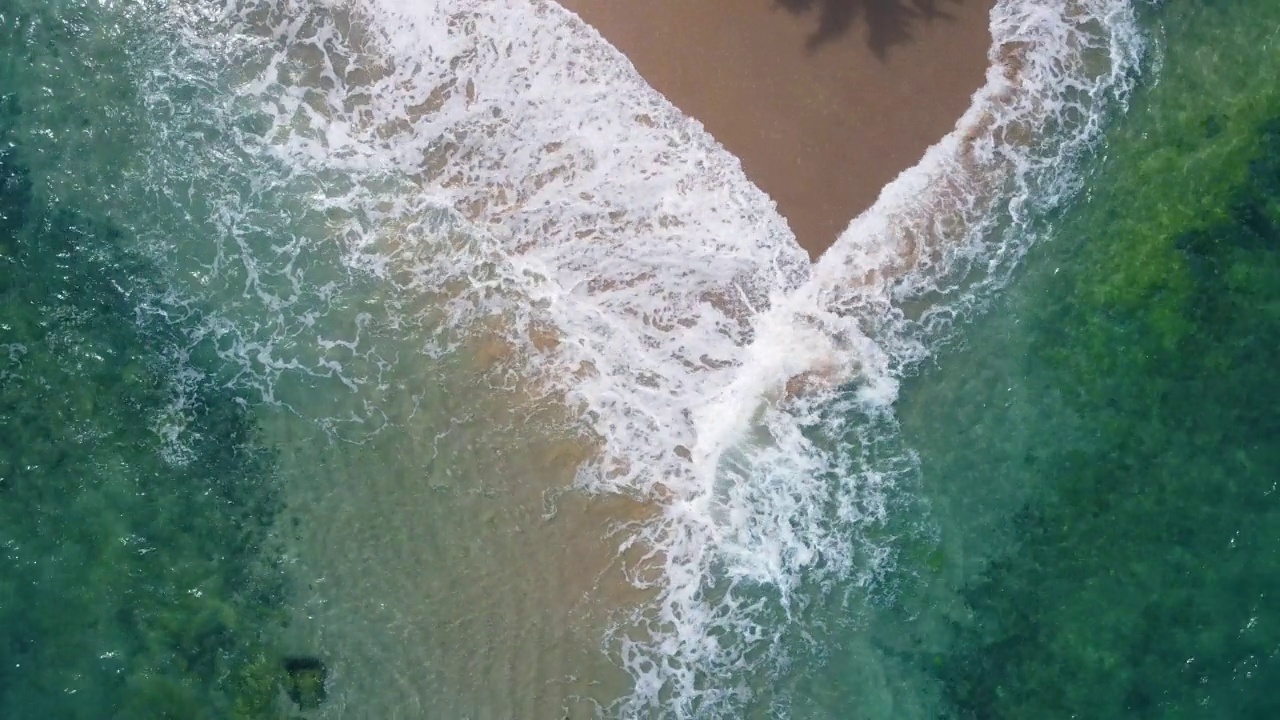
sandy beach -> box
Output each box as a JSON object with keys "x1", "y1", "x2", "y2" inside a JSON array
[{"x1": 553, "y1": 0, "x2": 996, "y2": 258}]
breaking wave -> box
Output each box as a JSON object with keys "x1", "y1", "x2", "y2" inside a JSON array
[{"x1": 103, "y1": 0, "x2": 1146, "y2": 714}]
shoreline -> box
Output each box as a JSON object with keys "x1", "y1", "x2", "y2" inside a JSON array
[{"x1": 553, "y1": 0, "x2": 996, "y2": 258}]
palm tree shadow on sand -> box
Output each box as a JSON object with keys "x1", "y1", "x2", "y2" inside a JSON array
[{"x1": 775, "y1": 0, "x2": 965, "y2": 59}]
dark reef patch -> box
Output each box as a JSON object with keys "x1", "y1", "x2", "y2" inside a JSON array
[
  {"x1": 935, "y1": 2, "x2": 1280, "y2": 717},
  {"x1": 0, "y1": 137, "x2": 292, "y2": 717}
]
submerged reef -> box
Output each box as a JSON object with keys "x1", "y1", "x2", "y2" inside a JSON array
[
  {"x1": 939, "y1": 2, "x2": 1280, "y2": 718},
  {"x1": 0, "y1": 133, "x2": 291, "y2": 716}
]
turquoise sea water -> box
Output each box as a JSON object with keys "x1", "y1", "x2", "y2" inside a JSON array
[
  {"x1": 1, "y1": 70, "x2": 285, "y2": 720},
  {"x1": 786, "y1": 1, "x2": 1280, "y2": 717},
  {"x1": 2, "y1": 0, "x2": 1278, "y2": 718}
]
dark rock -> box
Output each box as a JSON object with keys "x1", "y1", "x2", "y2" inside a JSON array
[{"x1": 283, "y1": 657, "x2": 327, "y2": 710}]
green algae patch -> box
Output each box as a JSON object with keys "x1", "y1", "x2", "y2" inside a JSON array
[
  {"x1": 936, "y1": 2, "x2": 1280, "y2": 719},
  {"x1": 0, "y1": 143, "x2": 292, "y2": 716},
  {"x1": 1050, "y1": 4, "x2": 1280, "y2": 357}
]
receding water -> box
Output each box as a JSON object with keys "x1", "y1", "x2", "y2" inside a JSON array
[{"x1": 2, "y1": 0, "x2": 1277, "y2": 718}]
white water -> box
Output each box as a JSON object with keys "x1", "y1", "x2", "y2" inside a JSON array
[{"x1": 109, "y1": 0, "x2": 1146, "y2": 715}]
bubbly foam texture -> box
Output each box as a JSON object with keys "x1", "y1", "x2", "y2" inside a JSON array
[
  {"x1": 812, "y1": 0, "x2": 1144, "y2": 327},
  {"x1": 122, "y1": 0, "x2": 1146, "y2": 715}
]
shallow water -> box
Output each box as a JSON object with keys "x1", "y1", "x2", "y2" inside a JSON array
[
  {"x1": 2, "y1": 0, "x2": 1276, "y2": 718},
  {"x1": 0, "y1": 116, "x2": 285, "y2": 718},
  {"x1": 791, "y1": 2, "x2": 1280, "y2": 718}
]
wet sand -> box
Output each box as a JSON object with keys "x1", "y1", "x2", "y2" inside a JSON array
[{"x1": 553, "y1": 0, "x2": 996, "y2": 258}]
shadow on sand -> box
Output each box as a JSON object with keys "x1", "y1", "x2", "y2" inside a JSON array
[{"x1": 775, "y1": 0, "x2": 965, "y2": 58}]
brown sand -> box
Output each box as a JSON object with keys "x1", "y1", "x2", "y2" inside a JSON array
[{"x1": 553, "y1": 0, "x2": 996, "y2": 258}]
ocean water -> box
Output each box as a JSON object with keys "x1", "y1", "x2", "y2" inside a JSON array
[{"x1": 1, "y1": 0, "x2": 1275, "y2": 718}]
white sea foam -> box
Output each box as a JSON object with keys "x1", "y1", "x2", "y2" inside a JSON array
[{"x1": 123, "y1": 0, "x2": 1146, "y2": 715}]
